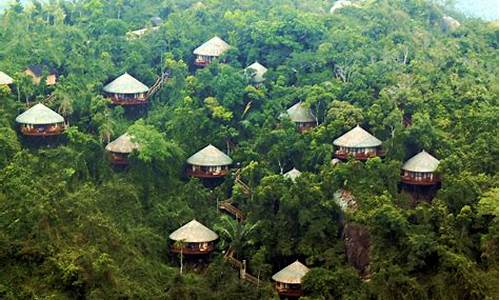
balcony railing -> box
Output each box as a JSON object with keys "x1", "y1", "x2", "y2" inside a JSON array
[
  {"x1": 109, "y1": 153, "x2": 130, "y2": 165},
  {"x1": 400, "y1": 175, "x2": 440, "y2": 186},
  {"x1": 20, "y1": 124, "x2": 66, "y2": 136},
  {"x1": 186, "y1": 168, "x2": 230, "y2": 178},
  {"x1": 194, "y1": 59, "x2": 211, "y2": 67},
  {"x1": 170, "y1": 243, "x2": 215, "y2": 255},
  {"x1": 109, "y1": 96, "x2": 147, "y2": 106},
  {"x1": 275, "y1": 285, "x2": 304, "y2": 297},
  {"x1": 334, "y1": 150, "x2": 384, "y2": 161}
]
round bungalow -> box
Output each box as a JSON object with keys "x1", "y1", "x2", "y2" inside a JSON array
[
  {"x1": 16, "y1": 103, "x2": 65, "y2": 137},
  {"x1": 333, "y1": 125, "x2": 383, "y2": 160},
  {"x1": 401, "y1": 150, "x2": 440, "y2": 186},
  {"x1": 186, "y1": 144, "x2": 233, "y2": 178},
  {"x1": 193, "y1": 36, "x2": 231, "y2": 67},
  {"x1": 245, "y1": 61, "x2": 268, "y2": 85},
  {"x1": 286, "y1": 102, "x2": 317, "y2": 133},
  {"x1": 0, "y1": 71, "x2": 14, "y2": 85},
  {"x1": 272, "y1": 260, "x2": 310, "y2": 298},
  {"x1": 169, "y1": 219, "x2": 218, "y2": 255},
  {"x1": 103, "y1": 73, "x2": 149, "y2": 106},
  {"x1": 105, "y1": 133, "x2": 140, "y2": 165}
]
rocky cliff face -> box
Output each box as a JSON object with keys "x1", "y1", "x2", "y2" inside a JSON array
[{"x1": 343, "y1": 223, "x2": 371, "y2": 278}]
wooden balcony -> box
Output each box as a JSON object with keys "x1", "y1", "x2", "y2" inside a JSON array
[
  {"x1": 170, "y1": 243, "x2": 215, "y2": 255},
  {"x1": 108, "y1": 153, "x2": 129, "y2": 165},
  {"x1": 296, "y1": 122, "x2": 316, "y2": 133},
  {"x1": 186, "y1": 168, "x2": 230, "y2": 178},
  {"x1": 275, "y1": 285, "x2": 304, "y2": 298},
  {"x1": 401, "y1": 175, "x2": 440, "y2": 186},
  {"x1": 194, "y1": 59, "x2": 211, "y2": 67},
  {"x1": 20, "y1": 125, "x2": 65, "y2": 137},
  {"x1": 109, "y1": 97, "x2": 148, "y2": 106},
  {"x1": 334, "y1": 150, "x2": 384, "y2": 161}
]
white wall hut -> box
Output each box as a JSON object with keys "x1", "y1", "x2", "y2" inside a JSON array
[
  {"x1": 0, "y1": 71, "x2": 14, "y2": 85},
  {"x1": 193, "y1": 36, "x2": 231, "y2": 67},
  {"x1": 186, "y1": 144, "x2": 233, "y2": 178},
  {"x1": 441, "y1": 16, "x2": 461, "y2": 32},
  {"x1": 169, "y1": 219, "x2": 219, "y2": 255},
  {"x1": 286, "y1": 102, "x2": 317, "y2": 133},
  {"x1": 245, "y1": 61, "x2": 268, "y2": 85},
  {"x1": 330, "y1": 0, "x2": 353, "y2": 13},
  {"x1": 272, "y1": 260, "x2": 310, "y2": 298},
  {"x1": 103, "y1": 73, "x2": 149, "y2": 106},
  {"x1": 333, "y1": 125, "x2": 383, "y2": 160},
  {"x1": 401, "y1": 150, "x2": 440, "y2": 185},
  {"x1": 105, "y1": 133, "x2": 140, "y2": 165},
  {"x1": 15, "y1": 103, "x2": 65, "y2": 137},
  {"x1": 284, "y1": 168, "x2": 302, "y2": 182}
]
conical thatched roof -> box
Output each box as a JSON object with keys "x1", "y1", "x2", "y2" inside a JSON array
[
  {"x1": 103, "y1": 73, "x2": 149, "y2": 94},
  {"x1": 169, "y1": 219, "x2": 219, "y2": 243},
  {"x1": 15, "y1": 103, "x2": 64, "y2": 125},
  {"x1": 287, "y1": 102, "x2": 316, "y2": 123},
  {"x1": 187, "y1": 144, "x2": 233, "y2": 166},
  {"x1": 105, "y1": 133, "x2": 140, "y2": 154},
  {"x1": 0, "y1": 71, "x2": 14, "y2": 85},
  {"x1": 284, "y1": 168, "x2": 302, "y2": 181},
  {"x1": 246, "y1": 61, "x2": 267, "y2": 83},
  {"x1": 272, "y1": 261, "x2": 310, "y2": 284},
  {"x1": 193, "y1": 36, "x2": 231, "y2": 57},
  {"x1": 333, "y1": 125, "x2": 382, "y2": 148},
  {"x1": 402, "y1": 150, "x2": 440, "y2": 173}
]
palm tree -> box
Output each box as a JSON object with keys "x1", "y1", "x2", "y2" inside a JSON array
[
  {"x1": 173, "y1": 239, "x2": 185, "y2": 275},
  {"x1": 214, "y1": 215, "x2": 260, "y2": 259}
]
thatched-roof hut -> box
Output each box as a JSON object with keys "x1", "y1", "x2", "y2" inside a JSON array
[
  {"x1": 272, "y1": 260, "x2": 310, "y2": 297},
  {"x1": 333, "y1": 125, "x2": 383, "y2": 160},
  {"x1": 193, "y1": 36, "x2": 231, "y2": 67},
  {"x1": 15, "y1": 103, "x2": 65, "y2": 136},
  {"x1": 401, "y1": 150, "x2": 440, "y2": 185},
  {"x1": 245, "y1": 61, "x2": 268, "y2": 84},
  {"x1": 103, "y1": 73, "x2": 149, "y2": 106},
  {"x1": 186, "y1": 144, "x2": 232, "y2": 178},
  {"x1": 105, "y1": 133, "x2": 140, "y2": 165},
  {"x1": 0, "y1": 71, "x2": 14, "y2": 85},
  {"x1": 169, "y1": 219, "x2": 218, "y2": 255},
  {"x1": 286, "y1": 102, "x2": 316, "y2": 133}
]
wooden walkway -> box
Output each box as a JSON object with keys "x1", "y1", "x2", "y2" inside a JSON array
[
  {"x1": 219, "y1": 200, "x2": 246, "y2": 221},
  {"x1": 224, "y1": 249, "x2": 260, "y2": 287}
]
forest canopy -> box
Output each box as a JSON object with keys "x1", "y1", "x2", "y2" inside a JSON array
[{"x1": 0, "y1": 0, "x2": 498, "y2": 299}]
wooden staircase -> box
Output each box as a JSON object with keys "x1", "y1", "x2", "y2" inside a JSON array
[
  {"x1": 219, "y1": 200, "x2": 246, "y2": 221},
  {"x1": 224, "y1": 249, "x2": 261, "y2": 287},
  {"x1": 146, "y1": 71, "x2": 170, "y2": 100}
]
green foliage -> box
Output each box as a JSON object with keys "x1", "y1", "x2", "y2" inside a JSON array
[{"x1": 0, "y1": 0, "x2": 497, "y2": 298}]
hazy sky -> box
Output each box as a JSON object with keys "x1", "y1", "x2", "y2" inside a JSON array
[
  {"x1": 1, "y1": 0, "x2": 499, "y2": 20},
  {"x1": 455, "y1": 0, "x2": 499, "y2": 20}
]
